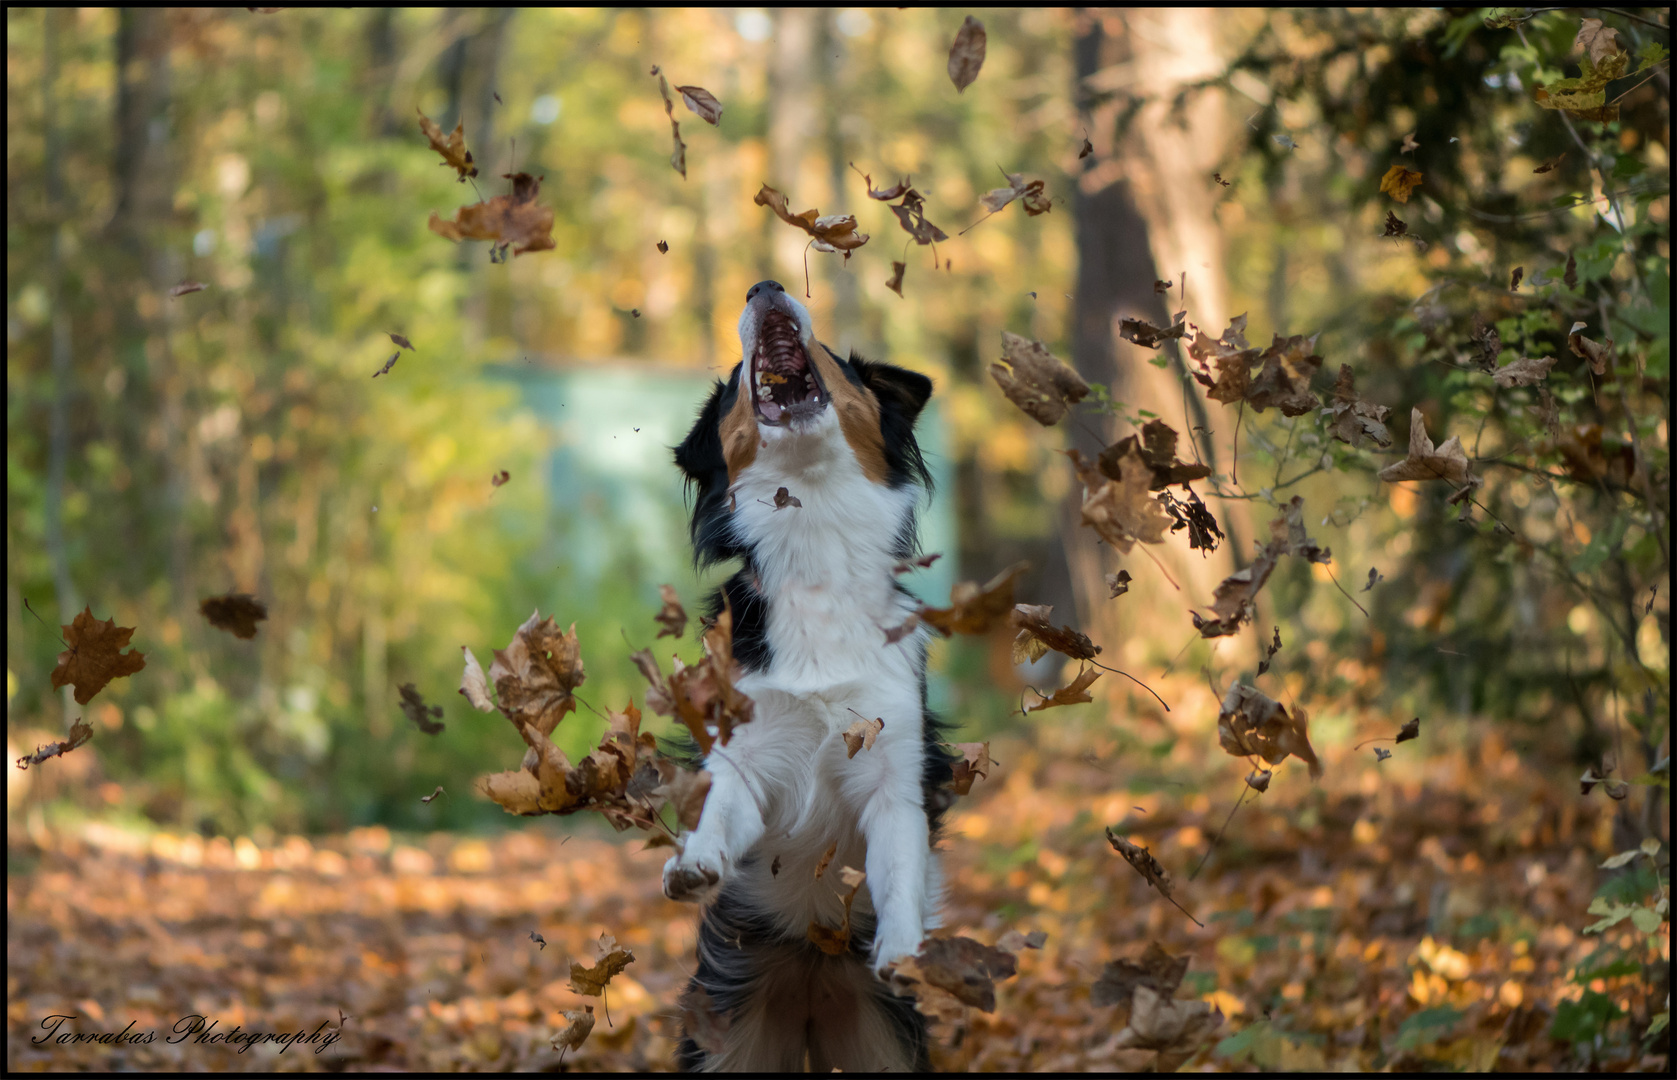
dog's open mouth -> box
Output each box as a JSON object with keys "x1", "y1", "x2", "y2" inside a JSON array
[{"x1": 752, "y1": 311, "x2": 827, "y2": 425}]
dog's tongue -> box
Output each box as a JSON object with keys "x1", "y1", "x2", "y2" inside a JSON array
[{"x1": 759, "y1": 400, "x2": 784, "y2": 423}]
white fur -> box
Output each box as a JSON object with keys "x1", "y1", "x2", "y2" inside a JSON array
[{"x1": 666, "y1": 292, "x2": 941, "y2": 976}]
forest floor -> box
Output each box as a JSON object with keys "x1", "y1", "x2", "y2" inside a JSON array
[{"x1": 6, "y1": 717, "x2": 1669, "y2": 1073}]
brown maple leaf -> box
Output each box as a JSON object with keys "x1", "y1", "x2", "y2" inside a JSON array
[
  {"x1": 1244, "y1": 333, "x2": 1324, "y2": 416},
  {"x1": 1396, "y1": 716, "x2": 1420, "y2": 743},
  {"x1": 947, "y1": 15, "x2": 987, "y2": 92},
  {"x1": 978, "y1": 169, "x2": 1050, "y2": 217},
  {"x1": 1378, "y1": 408, "x2": 1473, "y2": 485},
  {"x1": 417, "y1": 108, "x2": 477, "y2": 181},
  {"x1": 1567, "y1": 322, "x2": 1614, "y2": 375},
  {"x1": 1187, "y1": 314, "x2": 1261, "y2": 404},
  {"x1": 1379, "y1": 164, "x2": 1423, "y2": 203},
  {"x1": 918, "y1": 562, "x2": 1029, "y2": 636},
  {"x1": 1026, "y1": 665, "x2": 1102, "y2": 713},
  {"x1": 1492, "y1": 354, "x2": 1557, "y2": 388},
  {"x1": 429, "y1": 172, "x2": 555, "y2": 255},
  {"x1": 991, "y1": 332, "x2": 1090, "y2": 426},
  {"x1": 634, "y1": 601, "x2": 754, "y2": 754},
  {"x1": 675, "y1": 84, "x2": 723, "y2": 125},
  {"x1": 1216, "y1": 683, "x2": 1322, "y2": 778},
  {"x1": 569, "y1": 933, "x2": 634, "y2": 996},
  {"x1": 51, "y1": 607, "x2": 147, "y2": 705},
  {"x1": 1091, "y1": 941, "x2": 1190, "y2": 1009},
  {"x1": 398, "y1": 683, "x2": 445, "y2": 735},
  {"x1": 651, "y1": 758, "x2": 711, "y2": 830},
  {"x1": 16, "y1": 719, "x2": 93, "y2": 770},
  {"x1": 1112, "y1": 985, "x2": 1224, "y2": 1070},
  {"x1": 1574, "y1": 17, "x2": 1622, "y2": 67},
  {"x1": 889, "y1": 190, "x2": 949, "y2": 246},
  {"x1": 1097, "y1": 419, "x2": 1211, "y2": 490},
  {"x1": 1319, "y1": 365, "x2": 1392, "y2": 448},
  {"x1": 199, "y1": 592, "x2": 268, "y2": 639},
  {"x1": 946, "y1": 741, "x2": 993, "y2": 796},
  {"x1": 1010, "y1": 604, "x2": 1100, "y2": 664},
  {"x1": 754, "y1": 184, "x2": 869, "y2": 256},
  {"x1": 1073, "y1": 447, "x2": 1171, "y2": 553},
  {"x1": 488, "y1": 610, "x2": 587, "y2": 747},
  {"x1": 551, "y1": 1004, "x2": 594, "y2": 1058},
  {"x1": 772, "y1": 486, "x2": 801, "y2": 510},
  {"x1": 1118, "y1": 311, "x2": 1189, "y2": 350},
  {"x1": 842, "y1": 715, "x2": 884, "y2": 759}
]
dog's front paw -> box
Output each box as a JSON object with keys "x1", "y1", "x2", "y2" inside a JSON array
[{"x1": 663, "y1": 843, "x2": 724, "y2": 903}]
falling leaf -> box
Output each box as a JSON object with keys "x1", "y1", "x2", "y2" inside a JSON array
[
  {"x1": 199, "y1": 593, "x2": 268, "y2": 639},
  {"x1": 1071, "y1": 447, "x2": 1171, "y2": 553},
  {"x1": 1091, "y1": 941, "x2": 1190, "y2": 1008},
  {"x1": 1216, "y1": 683, "x2": 1322, "y2": 778},
  {"x1": 417, "y1": 108, "x2": 478, "y2": 181},
  {"x1": 1246, "y1": 768, "x2": 1273, "y2": 792},
  {"x1": 530, "y1": 930, "x2": 547, "y2": 950},
  {"x1": 1564, "y1": 252, "x2": 1578, "y2": 289},
  {"x1": 946, "y1": 742, "x2": 993, "y2": 796},
  {"x1": 1374, "y1": 747, "x2": 1392, "y2": 762},
  {"x1": 753, "y1": 184, "x2": 870, "y2": 255},
  {"x1": 1111, "y1": 984, "x2": 1224, "y2": 1067},
  {"x1": 633, "y1": 601, "x2": 754, "y2": 754},
  {"x1": 807, "y1": 866, "x2": 867, "y2": 955},
  {"x1": 388, "y1": 332, "x2": 414, "y2": 351},
  {"x1": 168, "y1": 281, "x2": 207, "y2": 298},
  {"x1": 657, "y1": 239, "x2": 669, "y2": 253},
  {"x1": 1319, "y1": 365, "x2": 1393, "y2": 448},
  {"x1": 1470, "y1": 312, "x2": 1502, "y2": 371},
  {"x1": 1272, "y1": 132, "x2": 1298, "y2": 151},
  {"x1": 1363, "y1": 567, "x2": 1384, "y2": 591},
  {"x1": 1187, "y1": 314, "x2": 1261, "y2": 404},
  {"x1": 917, "y1": 562, "x2": 1029, "y2": 636},
  {"x1": 842, "y1": 716, "x2": 884, "y2": 759},
  {"x1": 421, "y1": 785, "x2": 445, "y2": 804},
  {"x1": 649, "y1": 66, "x2": 689, "y2": 178},
  {"x1": 650, "y1": 759, "x2": 711, "y2": 831},
  {"x1": 1107, "y1": 570, "x2": 1133, "y2": 598},
  {"x1": 428, "y1": 172, "x2": 556, "y2": 255},
  {"x1": 1026, "y1": 665, "x2": 1102, "y2": 713},
  {"x1": 51, "y1": 607, "x2": 147, "y2": 706},
  {"x1": 1098, "y1": 419, "x2": 1212, "y2": 490},
  {"x1": 1510, "y1": 266, "x2": 1523, "y2": 291},
  {"x1": 1257, "y1": 625, "x2": 1282, "y2": 675},
  {"x1": 771, "y1": 855, "x2": 782, "y2": 877},
  {"x1": 1396, "y1": 717, "x2": 1420, "y2": 743},
  {"x1": 459, "y1": 646, "x2": 496, "y2": 711},
  {"x1": 1379, "y1": 164, "x2": 1424, "y2": 203},
  {"x1": 678, "y1": 985, "x2": 731, "y2": 1057},
  {"x1": 1383, "y1": 210, "x2": 1408, "y2": 238},
  {"x1": 885, "y1": 261, "x2": 906, "y2": 297},
  {"x1": 1534, "y1": 44, "x2": 1628, "y2": 122},
  {"x1": 979, "y1": 169, "x2": 1051, "y2": 216},
  {"x1": 1378, "y1": 408, "x2": 1473, "y2": 485},
  {"x1": 1567, "y1": 323, "x2": 1613, "y2": 375},
  {"x1": 889, "y1": 190, "x2": 949, "y2": 245},
  {"x1": 491, "y1": 470, "x2": 510, "y2": 488},
  {"x1": 675, "y1": 84, "x2": 723, "y2": 125},
  {"x1": 1011, "y1": 604, "x2": 1100, "y2": 664},
  {"x1": 489, "y1": 611, "x2": 587, "y2": 745},
  {"x1": 1574, "y1": 17, "x2": 1622, "y2": 67},
  {"x1": 1534, "y1": 152, "x2": 1567, "y2": 174},
  {"x1": 772, "y1": 486, "x2": 801, "y2": 510},
  {"x1": 947, "y1": 15, "x2": 987, "y2": 92},
  {"x1": 853, "y1": 165, "x2": 912, "y2": 202},
  {"x1": 1244, "y1": 333, "x2": 1325, "y2": 416},
  {"x1": 15, "y1": 719, "x2": 93, "y2": 770},
  {"x1": 996, "y1": 929, "x2": 1048, "y2": 953},
  {"x1": 891, "y1": 553, "x2": 942, "y2": 575},
  {"x1": 882, "y1": 613, "x2": 921, "y2": 644},
  {"x1": 398, "y1": 683, "x2": 445, "y2": 736},
  {"x1": 569, "y1": 933, "x2": 634, "y2": 997},
  {"x1": 1106, "y1": 829, "x2": 1174, "y2": 896},
  {"x1": 1079, "y1": 135, "x2": 1094, "y2": 159},
  {"x1": 813, "y1": 840, "x2": 839, "y2": 880},
  {"x1": 1213, "y1": 172, "x2": 1231, "y2": 187},
  {"x1": 990, "y1": 332, "x2": 1090, "y2": 426},
  {"x1": 654, "y1": 585, "x2": 687, "y2": 639},
  {"x1": 906, "y1": 935, "x2": 1018, "y2": 1012},
  {"x1": 1400, "y1": 131, "x2": 1420, "y2": 153},
  {"x1": 1492, "y1": 354, "x2": 1557, "y2": 388},
  {"x1": 551, "y1": 1004, "x2": 594, "y2": 1057},
  {"x1": 372, "y1": 353, "x2": 399, "y2": 378},
  {"x1": 1118, "y1": 311, "x2": 1189, "y2": 350}
]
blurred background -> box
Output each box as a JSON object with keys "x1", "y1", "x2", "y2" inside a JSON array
[{"x1": 6, "y1": 7, "x2": 1668, "y2": 845}]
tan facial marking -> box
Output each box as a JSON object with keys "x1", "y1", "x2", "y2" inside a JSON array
[
  {"x1": 720, "y1": 376, "x2": 760, "y2": 486},
  {"x1": 808, "y1": 345, "x2": 889, "y2": 484}
]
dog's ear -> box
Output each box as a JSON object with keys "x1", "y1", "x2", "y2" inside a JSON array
[{"x1": 851, "y1": 357, "x2": 933, "y2": 427}]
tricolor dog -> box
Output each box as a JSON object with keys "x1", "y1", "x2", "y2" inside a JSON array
[{"x1": 668, "y1": 280, "x2": 954, "y2": 1071}]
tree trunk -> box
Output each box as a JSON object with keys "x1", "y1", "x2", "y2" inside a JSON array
[{"x1": 767, "y1": 9, "x2": 818, "y2": 288}]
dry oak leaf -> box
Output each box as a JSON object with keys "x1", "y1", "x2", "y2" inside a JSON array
[
  {"x1": 199, "y1": 593, "x2": 268, "y2": 639},
  {"x1": 655, "y1": 584, "x2": 688, "y2": 639},
  {"x1": 1107, "y1": 570, "x2": 1133, "y2": 598},
  {"x1": 1567, "y1": 322, "x2": 1614, "y2": 375},
  {"x1": 1118, "y1": 311, "x2": 1189, "y2": 350},
  {"x1": 1396, "y1": 716, "x2": 1420, "y2": 743},
  {"x1": 855, "y1": 166, "x2": 912, "y2": 202},
  {"x1": 569, "y1": 934, "x2": 634, "y2": 996},
  {"x1": 1379, "y1": 164, "x2": 1424, "y2": 203},
  {"x1": 551, "y1": 1005, "x2": 594, "y2": 1056},
  {"x1": 1244, "y1": 333, "x2": 1325, "y2": 416},
  {"x1": 1106, "y1": 829, "x2": 1174, "y2": 896},
  {"x1": 918, "y1": 561, "x2": 1029, "y2": 636},
  {"x1": 946, "y1": 741, "x2": 993, "y2": 796},
  {"x1": 633, "y1": 600, "x2": 755, "y2": 754},
  {"x1": 675, "y1": 84, "x2": 723, "y2": 125},
  {"x1": 947, "y1": 16, "x2": 987, "y2": 92},
  {"x1": 1378, "y1": 408, "x2": 1473, "y2": 485},
  {"x1": 1492, "y1": 354, "x2": 1557, "y2": 388},
  {"x1": 1097, "y1": 418, "x2": 1212, "y2": 490},
  {"x1": 1187, "y1": 314, "x2": 1261, "y2": 404},
  {"x1": 459, "y1": 646, "x2": 496, "y2": 711},
  {"x1": 1011, "y1": 603, "x2": 1100, "y2": 665},
  {"x1": 1272, "y1": 495, "x2": 1331, "y2": 565},
  {"x1": 990, "y1": 332, "x2": 1090, "y2": 426},
  {"x1": 807, "y1": 865, "x2": 867, "y2": 956},
  {"x1": 650, "y1": 66, "x2": 689, "y2": 178},
  {"x1": 885, "y1": 261, "x2": 907, "y2": 297},
  {"x1": 1191, "y1": 496, "x2": 1325, "y2": 638},
  {"x1": 843, "y1": 716, "x2": 884, "y2": 759},
  {"x1": 889, "y1": 190, "x2": 949, "y2": 246},
  {"x1": 52, "y1": 607, "x2": 147, "y2": 705},
  {"x1": 910, "y1": 935, "x2": 1018, "y2": 1012},
  {"x1": 168, "y1": 281, "x2": 208, "y2": 297},
  {"x1": 678, "y1": 985, "x2": 731, "y2": 1057},
  {"x1": 979, "y1": 170, "x2": 1051, "y2": 216},
  {"x1": 1574, "y1": 17, "x2": 1623, "y2": 68},
  {"x1": 1114, "y1": 984, "x2": 1224, "y2": 1067},
  {"x1": 1320, "y1": 365, "x2": 1393, "y2": 448},
  {"x1": 754, "y1": 184, "x2": 869, "y2": 255},
  {"x1": 417, "y1": 108, "x2": 478, "y2": 180},
  {"x1": 1074, "y1": 447, "x2": 1171, "y2": 553},
  {"x1": 429, "y1": 172, "x2": 555, "y2": 255},
  {"x1": 1383, "y1": 210, "x2": 1408, "y2": 238},
  {"x1": 388, "y1": 332, "x2": 414, "y2": 351},
  {"x1": 16, "y1": 719, "x2": 93, "y2": 770},
  {"x1": 772, "y1": 486, "x2": 801, "y2": 510},
  {"x1": 489, "y1": 611, "x2": 586, "y2": 740},
  {"x1": 1091, "y1": 941, "x2": 1191, "y2": 1009},
  {"x1": 1026, "y1": 665, "x2": 1102, "y2": 713},
  {"x1": 398, "y1": 683, "x2": 445, "y2": 736},
  {"x1": 651, "y1": 759, "x2": 712, "y2": 831},
  {"x1": 1216, "y1": 682, "x2": 1322, "y2": 778}
]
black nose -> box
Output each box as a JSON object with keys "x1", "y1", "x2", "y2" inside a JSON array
[{"x1": 746, "y1": 280, "x2": 785, "y2": 302}]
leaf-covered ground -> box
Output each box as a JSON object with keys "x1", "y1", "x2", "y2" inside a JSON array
[{"x1": 6, "y1": 720, "x2": 1667, "y2": 1072}]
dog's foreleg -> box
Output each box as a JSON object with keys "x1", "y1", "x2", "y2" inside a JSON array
[
  {"x1": 663, "y1": 745, "x2": 768, "y2": 904},
  {"x1": 858, "y1": 763, "x2": 930, "y2": 975}
]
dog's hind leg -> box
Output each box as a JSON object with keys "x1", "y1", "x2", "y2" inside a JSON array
[{"x1": 804, "y1": 956, "x2": 927, "y2": 1072}]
